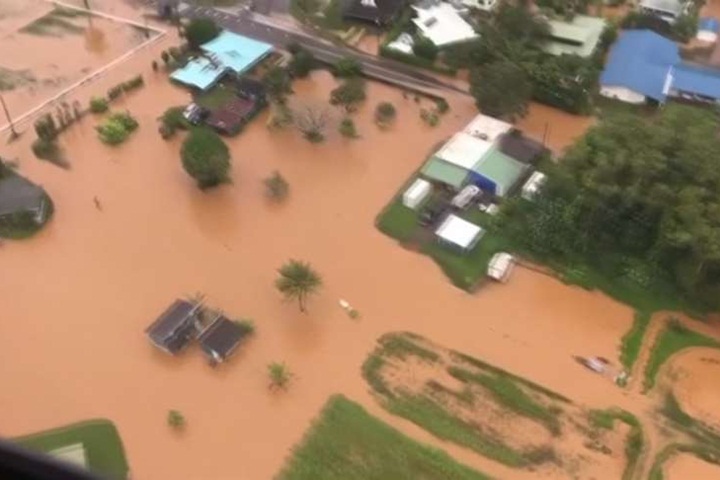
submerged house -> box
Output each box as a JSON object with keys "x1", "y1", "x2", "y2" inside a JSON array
[
  {"x1": 145, "y1": 300, "x2": 202, "y2": 354},
  {"x1": 0, "y1": 174, "x2": 49, "y2": 226},
  {"x1": 198, "y1": 316, "x2": 250, "y2": 363},
  {"x1": 600, "y1": 30, "x2": 720, "y2": 104},
  {"x1": 171, "y1": 31, "x2": 273, "y2": 91}
]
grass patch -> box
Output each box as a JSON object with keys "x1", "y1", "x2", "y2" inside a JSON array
[
  {"x1": 362, "y1": 354, "x2": 393, "y2": 398},
  {"x1": 378, "y1": 333, "x2": 440, "y2": 362},
  {"x1": 588, "y1": 409, "x2": 643, "y2": 480},
  {"x1": 376, "y1": 198, "x2": 511, "y2": 290},
  {"x1": 276, "y1": 395, "x2": 490, "y2": 480},
  {"x1": 447, "y1": 366, "x2": 561, "y2": 435},
  {"x1": 619, "y1": 311, "x2": 652, "y2": 370},
  {"x1": 643, "y1": 321, "x2": 720, "y2": 391},
  {"x1": 194, "y1": 83, "x2": 237, "y2": 110},
  {"x1": 14, "y1": 419, "x2": 129, "y2": 479},
  {"x1": 20, "y1": 8, "x2": 86, "y2": 36},
  {"x1": 450, "y1": 351, "x2": 571, "y2": 403},
  {"x1": 388, "y1": 394, "x2": 532, "y2": 467}
]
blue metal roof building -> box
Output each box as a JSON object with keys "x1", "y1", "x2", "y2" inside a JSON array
[
  {"x1": 600, "y1": 29, "x2": 720, "y2": 103},
  {"x1": 171, "y1": 31, "x2": 273, "y2": 90},
  {"x1": 699, "y1": 17, "x2": 720, "y2": 33}
]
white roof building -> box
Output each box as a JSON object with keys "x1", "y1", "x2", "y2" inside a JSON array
[
  {"x1": 387, "y1": 32, "x2": 415, "y2": 54},
  {"x1": 412, "y1": 2, "x2": 479, "y2": 47},
  {"x1": 434, "y1": 132, "x2": 493, "y2": 169},
  {"x1": 435, "y1": 214, "x2": 484, "y2": 251},
  {"x1": 403, "y1": 178, "x2": 432, "y2": 209},
  {"x1": 487, "y1": 252, "x2": 515, "y2": 282},
  {"x1": 462, "y1": 114, "x2": 513, "y2": 142}
]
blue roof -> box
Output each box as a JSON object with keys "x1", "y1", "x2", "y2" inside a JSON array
[
  {"x1": 699, "y1": 17, "x2": 720, "y2": 33},
  {"x1": 170, "y1": 31, "x2": 273, "y2": 90},
  {"x1": 671, "y1": 63, "x2": 720, "y2": 99},
  {"x1": 201, "y1": 31, "x2": 273, "y2": 74},
  {"x1": 170, "y1": 57, "x2": 226, "y2": 90},
  {"x1": 600, "y1": 30, "x2": 680, "y2": 102}
]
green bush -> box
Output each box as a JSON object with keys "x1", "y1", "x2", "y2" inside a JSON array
[
  {"x1": 34, "y1": 114, "x2": 57, "y2": 141},
  {"x1": 96, "y1": 112, "x2": 139, "y2": 145},
  {"x1": 420, "y1": 108, "x2": 439, "y2": 127},
  {"x1": 107, "y1": 85, "x2": 123, "y2": 101},
  {"x1": 121, "y1": 75, "x2": 144, "y2": 92},
  {"x1": 435, "y1": 97, "x2": 450, "y2": 114},
  {"x1": 412, "y1": 35, "x2": 439, "y2": 61},
  {"x1": 31, "y1": 138, "x2": 60, "y2": 161},
  {"x1": 375, "y1": 102, "x2": 396, "y2": 126},
  {"x1": 264, "y1": 171, "x2": 289, "y2": 200},
  {"x1": 288, "y1": 49, "x2": 316, "y2": 78},
  {"x1": 181, "y1": 127, "x2": 231, "y2": 188},
  {"x1": 161, "y1": 106, "x2": 190, "y2": 131},
  {"x1": 89, "y1": 97, "x2": 109, "y2": 114},
  {"x1": 185, "y1": 18, "x2": 220, "y2": 48},
  {"x1": 333, "y1": 57, "x2": 362, "y2": 78},
  {"x1": 339, "y1": 117, "x2": 358, "y2": 138}
]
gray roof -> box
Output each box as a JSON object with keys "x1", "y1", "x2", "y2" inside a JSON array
[
  {"x1": 198, "y1": 316, "x2": 248, "y2": 361},
  {"x1": 145, "y1": 300, "x2": 199, "y2": 354},
  {"x1": 639, "y1": 0, "x2": 686, "y2": 15},
  {"x1": 0, "y1": 174, "x2": 46, "y2": 217}
]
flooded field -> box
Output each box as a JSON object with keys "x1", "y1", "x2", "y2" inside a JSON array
[
  {"x1": 0, "y1": 0, "x2": 156, "y2": 120},
  {"x1": 665, "y1": 453, "x2": 720, "y2": 480},
  {"x1": 0, "y1": 48, "x2": 641, "y2": 477}
]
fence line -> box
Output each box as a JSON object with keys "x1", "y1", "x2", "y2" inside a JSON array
[{"x1": 0, "y1": 2, "x2": 168, "y2": 134}]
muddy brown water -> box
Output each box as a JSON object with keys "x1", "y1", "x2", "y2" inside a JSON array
[
  {"x1": 665, "y1": 452, "x2": 720, "y2": 480},
  {"x1": 666, "y1": 348, "x2": 720, "y2": 432},
  {"x1": 0, "y1": 7, "x2": 690, "y2": 480}
]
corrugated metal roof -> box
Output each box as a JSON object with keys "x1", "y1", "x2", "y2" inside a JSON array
[
  {"x1": 421, "y1": 158, "x2": 468, "y2": 189},
  {"x1": 470, "y1": 148, "x2": 527, "y2": 196},
  {"x1": 671, "y1": 63, "x2": 720, "y2": 98},
  {"x1": 544, "y1": 14, "x2": 606, "y2": 58},
  {"x1": 600, "y1": 30, "x2": 680, "y2": 102},
  {"x1": 699, "y1": 17, "x2": 720, "y2": 33}
]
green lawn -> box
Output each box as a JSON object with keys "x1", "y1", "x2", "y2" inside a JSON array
[
  {"x1": 14, "y1": 419, "x2": 129, "y2": 479},
  {"x1": 276, "y1": 395, "x2": 490, "y2": 480},
  {"x1": 643, "y1": 321, "x2": 720, "y2": 391},
  {"x1": 619, "y1": 311, "x2": 652, "y2": 370},
  {"x1": 588, "y1": 409, "x2": 644, "y2": 480},
  {"x1": 376, "y1": 198, "x2": 509, "y2": 290},
  {"x1": 195, "y1": 84, "x2": 238, "y2": 110}
]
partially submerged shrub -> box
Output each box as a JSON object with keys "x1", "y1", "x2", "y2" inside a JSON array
[
  {"x1": 333, "y1": 57, "x2": 362, "y2": 78},
  {"x1": 122, "y1": 74, "x2": 144, "y2": 92},
  {"x1": 34, "y1": 113, "x2": 58, "y2": 141},
  {"x1": 31, "y1": 138, "x2": 67, "y2": 168},
  {"x1": 89, "y1": 97, "x2": 109, "y2": 114},
  {"x1": 181, "y1": 127, "x2": 231, "y2": 188},
  {"x1": 236, "y1": 319, "x2": 256, "y2": 335},
  {"x1": 267, "y1": 103, "x2": 293, "y2": 130},
  {"x1": 264, "y1": 171, "x2": 289, "y2": 200},
  {"x1": 158, "y1": 106, "x2": 190, "y2": 139},
  {"x1": 374, "y1": 101, "x2": 396, "y2": 126},
  {"x1": 339, "y1": 117, "x2": 358, "y2": 138},
  {"x1": 107, "y1": 85, "x2": 123, "y2": 101},
  {"x1": 268, "y1": 362, "x2": 292, "y2": 390},
  {"x1": 420, "y1": 108, "x2": 439, "y2": 127},
  {"x1": 167, "y1": 410, "x2": 185, "y2": 429},
  {"x1": 435, "y1": 97, "x2": 450, "y2": 114},
  {"x1": 96, "y1": 111, "x2": 139, "y2": 145}
]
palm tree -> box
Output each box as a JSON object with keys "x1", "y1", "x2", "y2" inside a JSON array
[
  {"x1": 275, "y1": 260, "x2": 322, "y2": 313},
  {"x1": 268, "y1": 362, "x2": 292, "y2": 390}
]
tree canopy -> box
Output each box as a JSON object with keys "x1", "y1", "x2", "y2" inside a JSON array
[
  {"x1": 262, "y1": 66, "x2": 293, "y2": 102},
  {"x1": 180, "y1": 127, "x2": 231, "y2": 188},
  {"x1": 470, "y1": 59, "x2": 532, "y2": 120},
  {"x1": 288, "y1": 49, "x2": 316, "y2": 78},
  {"x1": 330, "y1": 78, "x2": 366, "y2": 112},
  {"x1": 184, "y1": 18, "x2": 220, "y2": 48},
  {"x1": 502, "y1": 106, "x2": 720, "y2": 308}
]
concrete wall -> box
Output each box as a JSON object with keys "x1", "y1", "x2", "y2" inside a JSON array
[{"x1": 599, "y1": 86, "x2": 647, "y2": 104}]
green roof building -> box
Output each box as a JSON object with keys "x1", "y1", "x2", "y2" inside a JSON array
[
  {"x1": 467, "y1": 147, "x2": 527, "y2": 197},
  {"x1": 420, "y1": 157, "x2": 469, "y2": 190},
  {"x1": 543, "y1": 14, "x2": 606, "y2": 58}
]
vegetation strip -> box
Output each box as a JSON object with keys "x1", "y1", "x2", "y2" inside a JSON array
[
  {"x1": 619, "y1": 311, "x2": 652, "y2": 370},
  {"x1": 588, "y1": 409, "x2": 644, "y2": 480},
  {"x1": 276, "y1": 395, "x2": 491, "y2": 480},
  {"x1": 643, "y1": 319, "x2": 720, "y2": 391}
]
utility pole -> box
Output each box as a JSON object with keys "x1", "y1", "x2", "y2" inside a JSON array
[{"x1": 0, "y1": 94, "x2": 18, "y2": 139}]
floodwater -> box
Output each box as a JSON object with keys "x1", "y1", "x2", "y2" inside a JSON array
[
  {"x1": 0, "y1": 0, "x2": 155, "y2": 120},
  {"x1": 665, "y1": 453, "x2": 720, "y2": 480},
  {"x1": 0, "y1": 13, "x2": 675, "y2": 480},
  {"x1": 667, "y1": 348, "x2": 720, "y2": 431}
]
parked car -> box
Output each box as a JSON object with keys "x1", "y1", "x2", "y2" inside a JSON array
[
  {"x1": 451, "y1": 185, "x2": 481, "y2": 210},
  {"x1": 419, "y1": 200, "x2": 450, "y2": 227},
  {"x1": 182, "y1": 103, "x2": 208, "y2": 125}
]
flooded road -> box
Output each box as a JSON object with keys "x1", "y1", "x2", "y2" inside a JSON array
[{"x1": 665, "y1": 453, "x2": 720, "y2": 480}]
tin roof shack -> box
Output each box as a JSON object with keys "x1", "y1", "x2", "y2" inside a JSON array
[
  {"x1": 198, "y1": 317, "x2": 253, "y2": 364},
  {"x1": 145, "y1": 300, "x2": 202, "y2": 354}
]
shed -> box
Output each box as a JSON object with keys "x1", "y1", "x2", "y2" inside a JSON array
[
  {"x1": 467, "y1": 148, "x2": 527, "y2": 197},
  {"x1": 145, "y1": 300, "x2": 201, "y2": 354},
  {"x1": 543, "y1": 15, "x2": 606, "y2": 58},
  {"x1": 403, "y1": 178, "x2": 432, "y2": 209},
  {"x1": 698, "y1": 17, "x2": 719, "y2": 42},
  {"x1": 198, "y1": 316, "x2": 249, "y2": 363},
  {"x1": 205, "y1": 97, "x2": 257, "y2": 135},
  {"x1": 0, "y1": 174, "x2": 49, "y2": 224},
  {"x1": 420, "y1": 158, "x2": 469, "y2": 190},
  {"x1": 487, "y1": 252, "x2": 515, "y2": 282},
  {"x1": 498, "y1": 132, "x2": 547, "y2": 164},
  {"x1": 435, "y1": 214, "x2": 484, "y2": 252},
  {"x1": 521, "y1": 171, "x2": 547, "y2": 200}
]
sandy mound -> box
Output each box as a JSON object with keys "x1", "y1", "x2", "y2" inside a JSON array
[{"x1": 667, "y1": 348, "x2": 720, "y2": 431}]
